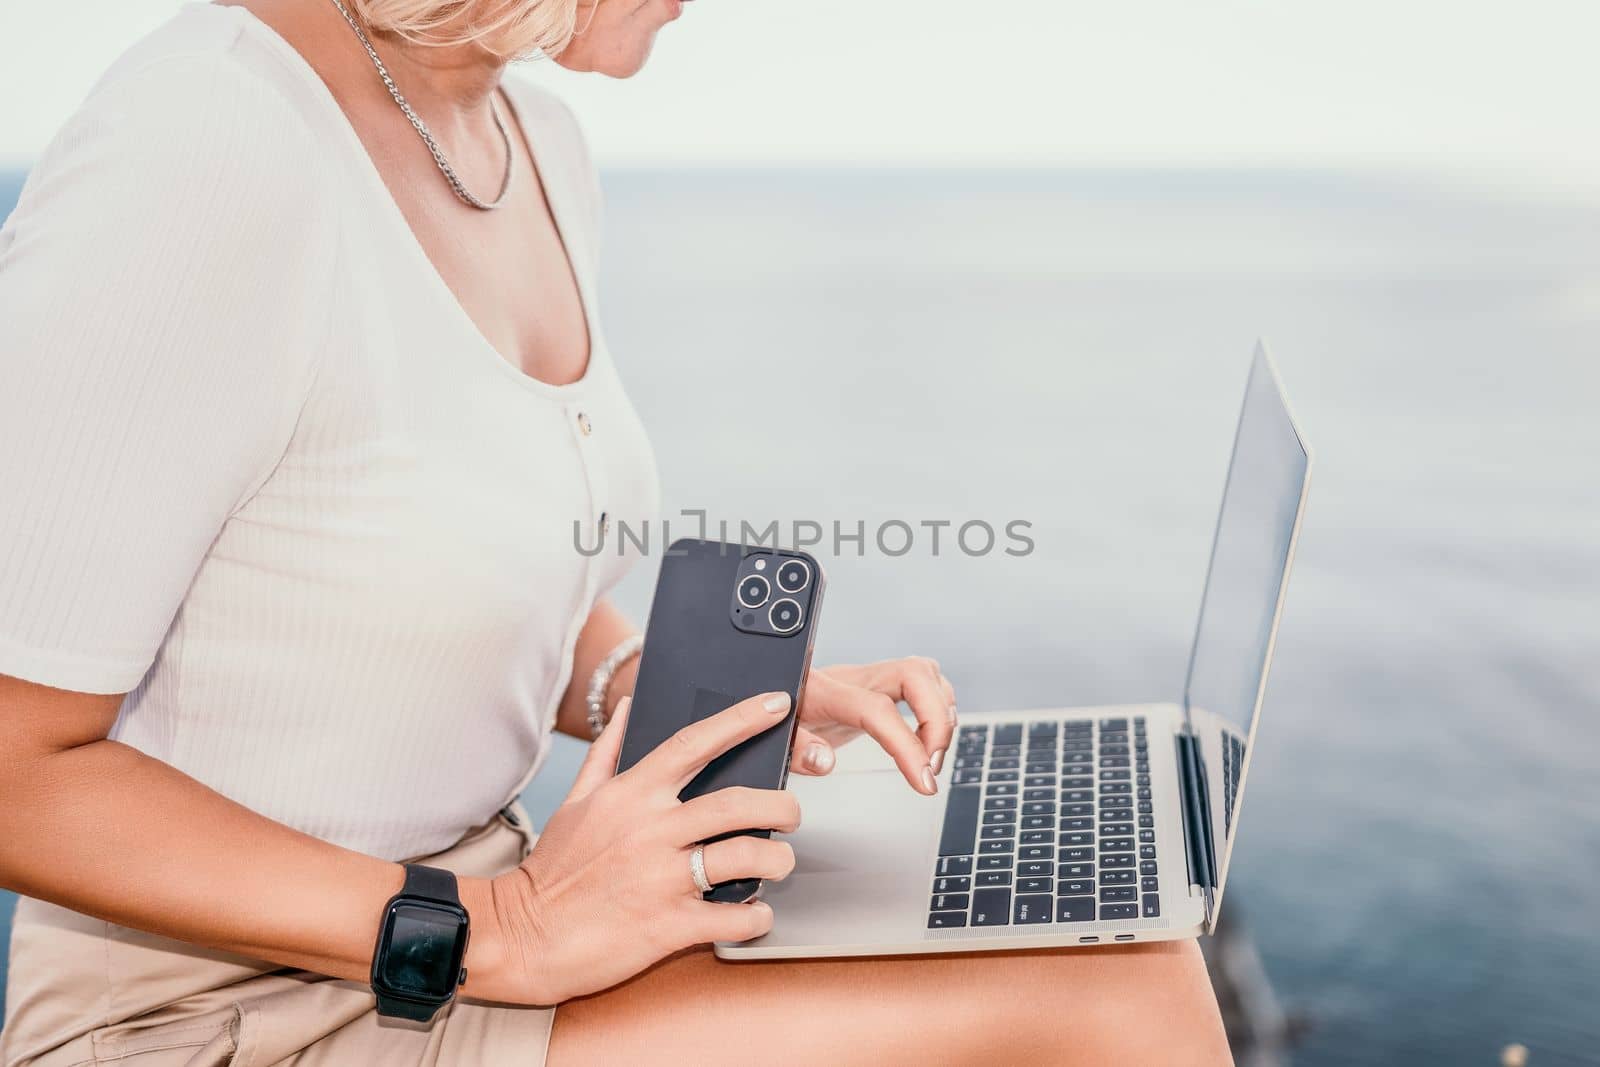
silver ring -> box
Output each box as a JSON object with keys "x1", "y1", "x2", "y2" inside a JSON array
[{"x1": 689, "y1": 844, "x2": 713, "y2": 894}]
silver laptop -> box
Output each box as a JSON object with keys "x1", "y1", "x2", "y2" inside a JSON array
[{"x1": 718, "y1": 343, "x2": 1312, "y2": 959}]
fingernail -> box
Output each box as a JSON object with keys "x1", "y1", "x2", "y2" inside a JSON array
[
  {"x1": 947, "y1": 703, "x2": 958, "y2": 726},
  {"x1": 806, "y1": 743, "x2": 835, "y2": 773},
  {"x1": 921, "y1": 765, "x2": 938, "y2": 795},
  {"x1": 763, "y1": 692, "x2": 791, "y2": 715},
  {"x1": 930, "y1": 749, "x2": 945, "y2": 774}
]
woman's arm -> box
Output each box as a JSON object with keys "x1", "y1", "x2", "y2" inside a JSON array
[
  {"x1": 553, "y1": 598, "x2": 640, "y2": 740},
  {"x1": 0, "y1": 672, "x2": 437, "y2": 982},
  {"x1": 0, "y1": 672, "x2": 792, "y2": 1006}
]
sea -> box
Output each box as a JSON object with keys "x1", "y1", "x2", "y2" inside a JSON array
[{"x1": 3, "y1": 166, "x2": 1597, "y2": 1065}]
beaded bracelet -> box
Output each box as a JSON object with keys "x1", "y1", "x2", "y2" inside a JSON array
[{"x1": 586, "y1": 634, "x2": 645, "y2": 739}]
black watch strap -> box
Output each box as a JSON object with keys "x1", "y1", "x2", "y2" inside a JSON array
[
  {"x1": 373, "y1": 864, "x2": 466, "y2": 1022},
  {"x1": 401, "y1": 863, "x2": 461, "y2": 906}
]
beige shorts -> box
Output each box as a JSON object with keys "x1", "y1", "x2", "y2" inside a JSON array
[{"x1": 0, "y1": 806, "x2": 552, "y2": 1067}]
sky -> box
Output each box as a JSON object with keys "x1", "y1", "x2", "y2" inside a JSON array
[{"x1": 3, "y1": 0, "x2": 1599, "y2": 184}]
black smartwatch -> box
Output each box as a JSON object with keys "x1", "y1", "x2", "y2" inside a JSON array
[{"x1": 371, "y1": 864, "x2": 471, "y2": 1021}]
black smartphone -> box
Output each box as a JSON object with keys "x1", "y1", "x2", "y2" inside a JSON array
[{"x1": 616, "y1": 537, "x2": 825, "y2": 903}]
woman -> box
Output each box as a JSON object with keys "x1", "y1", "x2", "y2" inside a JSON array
[{"x1": 0, "y1": 0, "x2": 1230, "y2": 1062}]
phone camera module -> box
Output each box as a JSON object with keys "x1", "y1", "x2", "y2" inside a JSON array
[
  {"x1": 737, "y1": 574, "x2": 771, "y2": 609},
  {"x1": 769, "y1": 598, "x2": 803, "y2": 633},
  {"x1": 775, "y1": 559, "x2": 810, "y2": 593}
]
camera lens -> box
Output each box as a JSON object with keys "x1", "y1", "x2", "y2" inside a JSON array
[
  {"x1": 769, "y1": 598, "x2": 803, "y2": 633},
  {"x1": 775, "y1": 559, "x2": 810, "y2": 593},
  {"x1": 737, "y1": 574, "x2": 770, "y2": 609}
]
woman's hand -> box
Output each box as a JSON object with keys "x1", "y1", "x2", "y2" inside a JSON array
[
  {"x1": 463, "y1": 692, "x2": 801, "y2": 1006},
  {"x1": 788, "y1": 659, "x2": 958, "y2": 796}
]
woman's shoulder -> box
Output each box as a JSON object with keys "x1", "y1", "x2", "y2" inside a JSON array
[
  {"x1": 62, "y1": 6, "x2": 339, "y2": 185},
  {"x1": 501, "y1": 76, "x2": 601, "y2": 225}
]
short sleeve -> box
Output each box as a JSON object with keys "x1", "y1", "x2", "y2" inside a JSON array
[{"x1": 0, "y1": 52, "x2": 340, "y2": 694}]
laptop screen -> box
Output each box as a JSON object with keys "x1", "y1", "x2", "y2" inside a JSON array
[
  {"x1": 1183, "y1": 346, "x2": 1310, "y2": 923},
  {"x1": 1184, "y1": 347, "x2": 1310, "y2": 736}
]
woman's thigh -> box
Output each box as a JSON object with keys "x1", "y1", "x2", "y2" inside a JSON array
[{"x1": 548, "y1": 939, "x2": 1230, "y2": 1067}]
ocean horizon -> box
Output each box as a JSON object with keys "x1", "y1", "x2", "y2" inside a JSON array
[{"x1": 3, "y1": 164, "x2": 1597, "y2": 1066}]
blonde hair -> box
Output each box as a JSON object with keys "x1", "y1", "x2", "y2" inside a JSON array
[{"x1": 348, "y1": 0, "x2": 583, "y2": 61}]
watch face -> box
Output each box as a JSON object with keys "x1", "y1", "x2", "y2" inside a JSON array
[{"x1": 378, "y1": 903, "x2": 467, "y2": 999}]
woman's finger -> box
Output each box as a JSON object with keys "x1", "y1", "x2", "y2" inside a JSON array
[
  {"x1": 696, "y1": 835, "x2": 796, "y2": 891},
  {"x1": 671, "y1": 786, "x2": 801, "y2": 845},
  {"x1": 634, "y1": 691, "x2": 792, "y2": 789},
  {"x1": 683, "y1": 899, "x2": 776, "y2": 946},
  {"x1": 568, "y1": 696, "x2": 632, "y2": 801},
  {"x1": 787, "y1": 725, "x2": 836, "y2": 776},
  {"x1": 894, "y1": 659, "x2": 956, "y2": 774},
  {"x1": 807, "y1": 672, "x2": 937, "y2": 795}
]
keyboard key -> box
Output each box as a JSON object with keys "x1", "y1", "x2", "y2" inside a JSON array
[
  {"x1": 1018, "y1": 845, "x2": 1053, "y2": 862},
  {"x1": 1022, "y1": 801, "x2": 1056, "y2": 816},
  {"x1": 991, "y1": 745, "x2": 1021, "y2": 758},
  {"x1": 1139, "y1": 830, "x2": 1155, "y2": 843},
  {"x1": 1018, "y1": 877, "x2": 1051, "y2": 894},
  {"x1": 983, "y1": 811, "x2": 1017, "y2": 826},
  {"x1": 933, "y1": 876, "x2": 971, "y2": 893},
  {"x1": 1138, "y1": 814, "x2": 1154, "y2": 827},
  {"x1": 1102, "y1": 796, "x2": 1133, "y2": 810},
  {"x1": 1020, "y1": 829, "x2": 1051, "y2": 845},
  {"x1": 1100, "y1": 822, "x2": 1133, "y2": 836},
  {"x1": 972, "y1": 887, "x2": 1012, "y2": 926},
  {"x1": 1057, "y1": 896, "x2": 1096, "y2": 922},
  {"x1": 1023, "y1": 788, "x2": 1054, "y2": 802},
  {"x1": 928, "y1": 911, "x2": 968, "y2": 928},
  {"x1": 1099, "y1": 870, "x2": 1135, "y2": 885},
  {"x1": 993, "y1": 724, "x2": 1023, "y2": 746},
  {"x1": 1058, "y1": 862, "x2": 1094, "y2": 878},
  {"x1": 976, "y1": 870, "x2": 1013, "y2": 887},
  {"x1": 979, "y1": 839, "x2": 1013, "y2": 854},
  {"x1": 1061, "y1": 817, "x2": 1092, "y2": 831},
  {"x1": 1062, "y1": 776, "x2": 1094, "y2": 789},
  {"x1": 1062, "y1": 803, "x2": 1093, "y2": 817},
  {"x1": 1102, "y1": 837, "x2": 1135, "y2": 853},
  {"x1": 1139, "y1": 860, "x2": 1158, "y2": 875},
  {"x1": 1021, "y1": 815, "x2": 1052, "y2": 830},
  {"x1": 1101, "y1": 782, "x2": 1131, "y2": 795},
  {"x1": 980, "y1": 825, "x2": 1012, "y2": 840},
  {"x1": 931, "y1": 893, "x2": 970, "y2": 911},
  {"x1": 986, "y1": 783, "x2": 1018, "y2": 797},
  {"x1": 1061, "y1": 832, "x2": 1093, "y2": 848},
  {"x1": 1062, "y1": 790, "x2": 1092, "y2": 804},
  {"x1": 1102, "y1": 855, "x2": 1134, "y2": 869},
  {"x1": 1024, "y1": 775, "x2": 1055, "y2": 788},
  {"x1": 978, "y1": 855, "x2": 1011, "y2": 870},
  {"x1": 1100, "y1": 903, "x2": 1138, "y2": 920},
  {"x1": 1100, "y1": 744, "x2": 1129, "y2": 757},
  {"x1": 1060, "y1": 846, "x2": 1094, "y2": 862},
  {"x1": 984, "y1": 796, "x2": 1017, "y2": 812},
  {"x1": 1139, "y1": 845, "x2": 1157, "y2": 860},
  {"x1": 1025, "y1": 761, "x2": 1054, "y2": 775},
  {"x1": 1058, "y1": 878, "x2": 1094, "y2": 895},
  {"x1": 1017, "y1": 861, "x2": 1052, "y2": 878},
  {"x1": 1014, "y1": 894, "x2": 1053, "y2": 924},
  {"x1": 990, "y1": 758, "x2": 1019, "y2": 771},
  {"x1": 988, "y1": 770, "x2": 1019, "y2": 784},
  {"x1": 1142, "y1": 896, "x2": 1161, "y2": 918},
  {"x1": 1141, "y1": 877, "x2": 1160, "y2": 893},
  {"x1": 939, "y1": 787, "x2": 980, "y2": 856},
  {"x1": 953, "y1": 769, "x2": 981, "y2": 785},
  {"x1": 1101, "y1": 886, "x2": 1136, "y2": 902},
  {"x1": 937, "y1": 856, "x2": 973, "y2": 877},
  {"x1": 1098, "y1": 769, "x2": 1130, "y2": 782},
  {"x1": 1099, "y1": 718, "x2": 1128, "y2": 731}
]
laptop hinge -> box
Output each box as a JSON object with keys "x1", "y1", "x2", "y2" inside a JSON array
[{"x1": 1175, "y1": 731, "x2": 1218, "y2": 912}]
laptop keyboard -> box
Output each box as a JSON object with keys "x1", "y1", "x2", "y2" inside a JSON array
[
  {"x1": 928, "y1": 717, "x2": 1161, "y2": 930},
  {"x1": 1222, "y1": 732, "x2": 1245, "y2": 836}
]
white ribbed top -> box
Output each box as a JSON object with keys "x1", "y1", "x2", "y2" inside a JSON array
[{"x1": 0, "y1": 6, "x2": 659, "y2": 860}]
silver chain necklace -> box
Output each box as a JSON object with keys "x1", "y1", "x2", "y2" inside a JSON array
[{"x1": 327, "y1": 0, "x2": 514, "y2": 210}]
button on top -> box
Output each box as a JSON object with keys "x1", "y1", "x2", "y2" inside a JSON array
[{"x1": 576, "y1": 411, "x2": 592, "y2": 436}]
